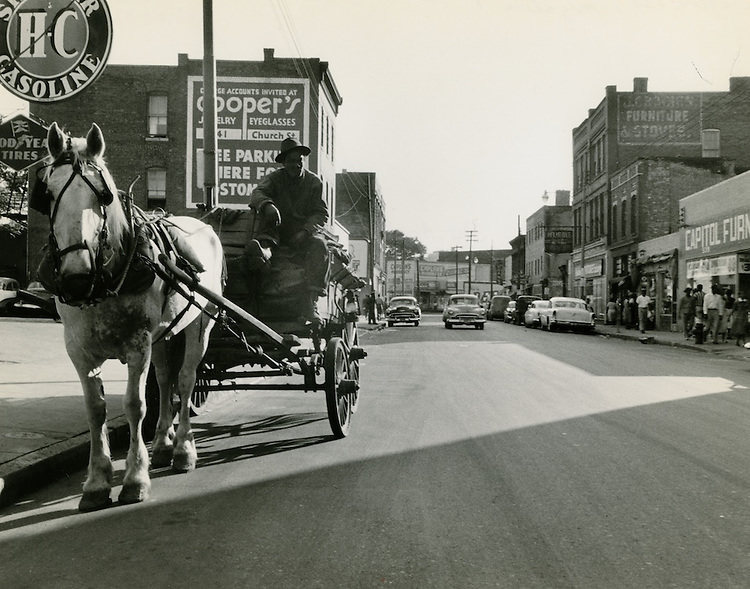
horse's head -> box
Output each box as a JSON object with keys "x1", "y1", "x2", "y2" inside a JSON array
[{"x1": 34, "y1": 122, "x2": 127, "y2": 305}]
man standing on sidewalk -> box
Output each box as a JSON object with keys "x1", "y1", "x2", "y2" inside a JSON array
[
  {"x1": 703, "y1": 284, "x2": 724, "y2": 344},
  {"x1": 677, "y1": 287, "x2": 695, "y2": 339},
  {"x1": 636, "y1": 287, "x2": 652, "y2": 334}
]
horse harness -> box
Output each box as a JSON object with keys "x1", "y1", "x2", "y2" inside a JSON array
[{"x1": 34, "y1": 154, "x2": 205, "y2": 337}]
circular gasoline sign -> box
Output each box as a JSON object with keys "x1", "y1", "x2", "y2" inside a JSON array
[{"x1": 0, "y1": 0, "x2": 113, "y2": 102}]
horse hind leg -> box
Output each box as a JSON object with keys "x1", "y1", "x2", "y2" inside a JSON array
[
  {"x1": 77, "y1": 368, "x2": 115, "y2": 512},
  {"x1": 149, "y1": 340, "x2": 179, "y2": 469},
  {"x1": 172, "y1": 320, "x2": 213, "y2": 473}
]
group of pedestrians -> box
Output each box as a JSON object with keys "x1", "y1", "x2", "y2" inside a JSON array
[
  {"x1": 606, "y1": 291, "x2": 654, "y2": 331},
  {"x1": 677, "y1": 284, "x2": 749, "y2": 346}
]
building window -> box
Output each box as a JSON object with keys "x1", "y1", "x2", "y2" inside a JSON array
[
  {"x1": 147, "y1": 167, "x2": 167, "y2": 209},
  {"x1": 630, "y1": 194, "x2": 637, "y2": 236},
  {"x1": 621, "y1": 198, "x2": 627, "y2": 237},
  {"x1": 148, "y1": 95, "x2": 168, "y2": 136},
  {"x1": 612, "y1": 204, "x2": 618, "y2": 240}
]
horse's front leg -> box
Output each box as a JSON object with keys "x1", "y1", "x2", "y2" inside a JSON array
[
  {"x1": 75, "y1": 364, "x2": 114, "y2": 512},
  {"x1": 118, "y1": 352, "x2": 152, "y2": 505}
]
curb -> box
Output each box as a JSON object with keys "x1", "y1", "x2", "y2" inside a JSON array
[
  {"x1": 598, "y1": 329, "x2": 748, "y2": 357},
  {"x1": 0, "y1": 416, "x2": 131, "y2": 509}
]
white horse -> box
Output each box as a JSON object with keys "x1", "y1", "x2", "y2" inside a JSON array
[{"x1": 32, "y1": 122, "x2": 224, "y2": 511}]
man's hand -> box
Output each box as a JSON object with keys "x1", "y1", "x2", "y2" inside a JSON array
[{"x1": 263, "y1": 203, "x2": 281, "y2": 226}]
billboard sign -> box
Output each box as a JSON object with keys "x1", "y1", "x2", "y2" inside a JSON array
[
  {"x1": 0, "y1": 0, "x2": 113, "y2": 102},
  {"x1": 0, "y1": 113, "x2": 47, "y2": 170},
  {"x1": 618, "y1": 93, "x2": 702, "y2": 145},
  {"x1": 186, "y1": 76, "x2": 310, "y2": 208}
]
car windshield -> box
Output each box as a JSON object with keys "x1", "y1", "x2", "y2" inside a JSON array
[
  {"x1": 390, "y1": 298, "x2": 415, "y2": 306},
  {"x1": 451, "y1": 296, "x2": 478, "y2": 305}
]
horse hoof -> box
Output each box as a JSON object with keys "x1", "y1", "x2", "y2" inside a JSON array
[
  {"x1": 151, "y1": 446, "x2": 174, "y2": 469},
  {"x1": 118, "y1": 482, "x2": 150, "y2": 505},
  {"x1": 172, "y1": 453, "x2": 196, "y2": 473},
  {"x1": 79, "y1": 490, "x2": 113, "y2": 512}
]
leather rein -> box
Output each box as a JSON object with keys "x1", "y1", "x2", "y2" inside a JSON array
[{"x1": 43, "y1": 154, "x2": 142, "y2": 306}]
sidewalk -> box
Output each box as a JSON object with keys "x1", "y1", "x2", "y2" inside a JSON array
[
  {"x1": 1, "y1": 317, "x2": 747, "y2": 509},
  {"x1": 593, "y1": 321, "x2": 750, "y2": 360}
]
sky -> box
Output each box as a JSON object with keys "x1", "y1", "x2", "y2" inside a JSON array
[{"x1": 2, "y1": 0, "x2": 749, "y2": 253}]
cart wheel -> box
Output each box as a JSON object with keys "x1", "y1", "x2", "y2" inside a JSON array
[
  {"x1": 190, "y1": 377, "x2": 212, "y2": 416},
  {"x1": 343, "y1": 326, "x2": 361, "y2": 414},
  {"x1": 325, "y1": 336, "x2": 354, "y2": 438}
]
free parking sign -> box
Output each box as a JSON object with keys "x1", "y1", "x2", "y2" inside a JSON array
[{"x1": 0, "y1": 0, "x2": 113, "y2": 102}]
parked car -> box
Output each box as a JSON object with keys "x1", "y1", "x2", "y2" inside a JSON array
[
  {"x1": 18, "y1": 281, "x2": 60, "y2": 319},
  {"x1": 513, "y1": 295, "x2": 541, "y2": 325},
  {"x1": 523, "y1": 299, "x2": 550, "y2": 328},
  {"x1": 0, "y1": 276, "x2": 19, "y2": 313},
  {"x1": 442, "y1": 294, "x2": 487, "y2": 329},
  {"x1": 385, "y1": 295, "x2": 421, "y2": 326},
  {"x1": 488, "y1": 295, "x2": 511, "y2": 321},
  {"x1": 540, "y1": 296, "x2": 596, "y2": 333},
  {"x1": 503, "y1": 300, "x2": 517, "y2": 323}
]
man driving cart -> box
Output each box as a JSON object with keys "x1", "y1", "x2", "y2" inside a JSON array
[{"x1": 244, "y1": 137, "x2": 329, "y2": 324}]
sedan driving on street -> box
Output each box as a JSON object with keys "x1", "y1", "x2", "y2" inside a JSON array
[
  {"x1": 385, "y1": 296, "x2": 421, "y2": 326},
  {"x1": 442, "y1": 294, "x2": 487, "y2": 329},
  {"x1": 540, "y1": 296, "x2": 596, "y2": 333}
]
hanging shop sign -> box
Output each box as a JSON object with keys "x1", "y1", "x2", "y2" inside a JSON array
[
  {"x1": 0, "y1": 113, "x2": 47, "y2": 170},
  {"x1": 0, "y1": 0, "x2": 113, "y2": 103}
]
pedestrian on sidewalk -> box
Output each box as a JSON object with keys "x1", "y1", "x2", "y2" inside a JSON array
[
  {"x1": 731, "y1": 292, "x2": 748, "y2": 347},
  {"x1": 677, "y1": 287, "x2": 695, "y2": 339},
  {"x1": 693, "y1": 284, "x2": 705, "y2": 325},
  {"x1": 636, "y1": 287, "x2": 652, "y2": 334},
  {"x1": 703, "y1": 284, "x2": 724, "y2": 344},
  {"x1": 721, "y1": 288, "x2": 735, "y2": 342}
]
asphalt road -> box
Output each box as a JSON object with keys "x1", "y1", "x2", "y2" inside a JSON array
[{"x1": 3, "y1": 315, "x2": 750, "y2": 588}]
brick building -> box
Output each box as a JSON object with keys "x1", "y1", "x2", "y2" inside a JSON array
[
  {"x1": 335, "y1": 171, "x2": 386, "y2": 298},
  {"x1": 571, "y1": 76, "x2": 750, "y2": 318},
  {"x1": 525, "y1": 190, "x2": 572, "y2": 298},
  {"x1": 27, "y1": 48, "x2": 343, "y2": 274}
]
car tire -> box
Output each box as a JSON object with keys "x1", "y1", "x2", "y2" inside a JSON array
[
  {"x1": 444, "y1": 321, "x2": 452, "y2": 329},
  {"x1": 479, "y1": 323, "x2": 484, "y2": 330},
  {"x1": 387, "y1": 321, "x2": 393, "y2": 327}
]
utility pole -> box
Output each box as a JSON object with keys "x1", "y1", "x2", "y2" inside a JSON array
[
  {"x1": 400, "y1": 239, "x2": 405, "y2": 295},
  {"x1": 489, "y1": 243, "x2": 494, "y2": 298},
  {"x1": 451, "y1": 245, "x2": 462, "y2": 293},
  {"x1": 466, "y1": 229, "x2": 477, "y2": 294}
]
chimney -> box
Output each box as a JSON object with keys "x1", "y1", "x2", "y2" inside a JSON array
[
  {"x1": 701, "y1": 129, "x2": 720, "y2": 157},
  {"x1": 730, "y1": 77, "x2": 750, "y2": 93},
  {"x1": 633, "y1": 78, "x2": 648, "y2": 92},
  {"x1": 555, "y1": 190, "x2": 571, "y2": 206},
  {"x1": 264, "y1": 48, "x2": 275, "y2": 62}
]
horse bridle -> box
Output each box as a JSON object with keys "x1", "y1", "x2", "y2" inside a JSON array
[{"x1": 40, "y1": 153, "x2": 117, "y2": 305}]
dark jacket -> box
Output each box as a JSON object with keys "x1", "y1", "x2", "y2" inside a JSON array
[{"x1": 249, "y1": 168, "x2": 328, "y2": 243}]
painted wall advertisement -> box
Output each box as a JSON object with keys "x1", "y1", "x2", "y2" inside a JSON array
[
  {"x1": 618, "y1": 93, "x2": 701, "y2": 145},
  {"x1": 186, "y1": 76, "x2": 309, "y2": 208}
]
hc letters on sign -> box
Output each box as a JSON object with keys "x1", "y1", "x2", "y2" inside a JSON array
[{"x1": 0, "y1": 0, "x2": 113, "y2": 102}]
